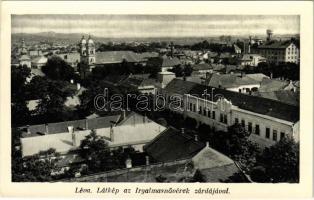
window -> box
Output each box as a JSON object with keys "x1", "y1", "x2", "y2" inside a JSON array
[
  {"x1": 255, "y1": 124, "x2": 260, "y2": 135},
  {"x1": 248, "y1": 122, "x2": 252, "y2": 133},
  {"x1": 220, "y1": 113, "x2": 223, "y2": 122},
  {"x1": 266, "y1": 128, "x2": 270, "y2": 138},
  {"x1": 235, "y1": 118, "x2": 239, "y2": 124},
  {"x1": 203, "y1": 109, "x2": 206, "y2": 116},
  {"x1": 273, "y1": 130, "x2": 277, "y2": 141},
  {"x1": 223, "y1": 114, "x2": 227, "y2": 124},
  {"x1": 189, "y1": 103, "x2": 193, "y2": 111},
  {"x1": 199, "y1": 106, "x2": 202, "y2": 114},
  {"x1": 241, "y1": 119, "x2": 245, "y2": 127},
  {"x1": 207, "y1": 110, "x2": 211, "y2": 118},
  {"x1": 280, "y1": 132, "x2": 285, "y2": 140},
  {"x1": 212, "y1": 111, "x2": 216, "y2": 119},
  {"x1": 193, "y1": 104, "x2": 196, "y2": 112}
]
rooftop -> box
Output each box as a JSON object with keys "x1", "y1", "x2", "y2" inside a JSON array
[
  {"x1": 189, "y1": 84, "x2": 299, "y2": 122},
  {"x1": 144, "y1": 127, "x2": 205, "y2": 162},
  {"x1": 207, "y1": 73, "x2": 260, "y2": 88},
  {"x1": 163, "y1": 78, "x2": 197, "y2": 95},
  {"x1": 257, "y1": 40, "x2": 297, "y2": 49}
]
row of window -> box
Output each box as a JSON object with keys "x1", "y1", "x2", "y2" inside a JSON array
[
  {"x1": 189, "y1": 103, "x2": 217, "y2": 120},
  {"x1": 235, "y1": 118, "x2": 285, "y2": 141}
]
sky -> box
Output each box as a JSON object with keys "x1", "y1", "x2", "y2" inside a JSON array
[{"x1": 12, "y1": 15, "x2": 300, "y2": 38}]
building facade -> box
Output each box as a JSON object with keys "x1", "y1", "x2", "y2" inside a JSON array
[
  {"x1": 162, "y1": 79, "x2": 299, "y2": 148},
  {"x1": 254, "y1": 41, "x2": 300, "y2": 64}
]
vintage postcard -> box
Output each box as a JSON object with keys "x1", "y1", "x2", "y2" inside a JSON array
[{"x1": 0, "y1": 1, "x2": 313, "y2": 199}]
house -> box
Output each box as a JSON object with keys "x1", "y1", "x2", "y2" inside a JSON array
[
  {"x1": 19, "y1": 112, "x2": 166, "y2": 157},
  {"x1": 239, "y1": 54, "x2": 266, "y2": 67},
  {"x1": 121, "y1": 76, "x2": 158, "y2": 94},
  {"x1": 192, "y1": 63, "x2": 213, "y2": 75},
  {"x1": 144, "y1": 127, "x2": 205, "y2": 162},
  {"x1": 31, "y1": 56, "x2": 48, "y2": 69},
  {"x1": 253, "y1": 40, "x2": 300, "y2": 64},
  {"x1": 19, "y1": 55, "x2": 31, "y2": 68},
  {"x1": 252, "y1": 90, "x2": 299, "y2": 106},
  {"x1": 258, "y1": 78, "x2": 291, "y2": 92},
  {"x1": 146, "y1": 56, "x2": 181, "y2": 72},
  {"x1": 160, "y1": 79, "x2": 299, "y2": 148},
  {"x1": 206, "y1": 73, "x2": 261, "y2": 94}
]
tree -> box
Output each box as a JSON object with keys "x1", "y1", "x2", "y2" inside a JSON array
[
  {"x1": 12, "y1": 148, "x2": 61, "y2": 182},
  {"x1": 258, "y1": 136, "x2": 299, "y2": 183},
  {"x1": 212, "y1": 124, "x2": 260, "y2": 171},
  {"x1": 42, "y1": 56, "x2": 75, "y2": 81},
  {"x1": 79, "y1": 130, "x2": 111, "y2": 172},
  {"x1": 34, "y1": 79, "x2": 73, "y2": 122},
  {"x1": 11, "y1": 65, "x2": 31, "y2": 126}
]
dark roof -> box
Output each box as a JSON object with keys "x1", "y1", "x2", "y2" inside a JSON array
[
  {"x1": 258, "y1": 78, "x2": 289, "y2": 92},
  {"x1": 20, "y1": 115, "x2": 121, "y2": 138},
  {"x1": 189, "y1": 84, "x2": 299, "y2": 122},
  {"x1": 208, "y1": 73, "x2": 259, "y2": 88},
  {"x1": 164, "y1": 78, "x2": 197, "y2": 95},
  {"x1": 192, "y1": 63, "x2": 212, "y2": 71},
  {"x1": 144, "y1": 127, "x2": 205, "y2": 162},
  {"x1": 147, "y1": 56, "x2": 181, "y2": 68},
  {"x1": 253, "y1": 90, "x2": 299, "y2": 106},
  {"x1": 96, "y1": 51, "x2": 141, "y2": 64},
  {"x1": 258, "y1": 40, "x2": 297, "y2": 49}
]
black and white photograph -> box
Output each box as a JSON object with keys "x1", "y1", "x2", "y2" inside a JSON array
[
  {"x1": 10, "y1": 14, "x2": 301, "y2": 183},
  {"x1": 1, "y1": 1, "x2": 313, "y2": 198}
]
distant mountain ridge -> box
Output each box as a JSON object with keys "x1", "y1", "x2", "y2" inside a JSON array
[{"x1": 12, "y1": 32, "x2": 300, "y2": 45}]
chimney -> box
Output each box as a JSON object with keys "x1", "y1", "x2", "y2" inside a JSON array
[
  {"x1": 194, "y1": 134, "x2": 199, "y2": 142},
  {"x1": 85, "y1": 119, "x2": 88, "y2": 130},
  {"x1": 125, "y1": 157, "x2": 132, "y2": 169},
  {"x1": 77, "y1": 83, "x2": 81, "y2": 90},
  {"x1": 143, "y1": 114, "x2": 148, "y2": 123},
  {"x1": 110, "y1": 124, "x2": 114, "y2": 142},
  {"x1": 26, "y1": 125, "x2": 31, "y2": 135},
  {"x1": 45, "y1": 124, "x2": 49, "y2": 135},
  {"x1": 206, "y1": 141, "x2": 210, "y2": 148},
  {"x1": 270, "y1": 73, "x2": 273, "y2": 79},
  {"x1": 145, "y1": 156, "x2": 150, "y2": 166},
  {"x1": 67, "y1": 126, "x2": 74, "y2": 134},
  {"x1": 181, "y1": 128, "x2": 185, "y2": 135}
]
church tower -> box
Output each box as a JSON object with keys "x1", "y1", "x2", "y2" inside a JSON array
[
  {"x1": 79, "y1": 35, "x2": 96, "y2": 72},
  {"x1": 86, "y1": 35, "x2": 96, "y2": 67}
]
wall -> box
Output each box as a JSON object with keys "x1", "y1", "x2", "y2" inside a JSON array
[{"x1": 165, "y1": 93, "x2": 298, "y2": 148}]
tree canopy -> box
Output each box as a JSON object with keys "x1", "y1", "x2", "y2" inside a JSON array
[
  {"x1": 42, "y1": 56, "x2": 76, "y2": 81},
  {"x1": 257, "y1": 136, "x2": 299, "y2": 183}
]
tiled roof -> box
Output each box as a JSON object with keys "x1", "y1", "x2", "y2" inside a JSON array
[
  {"x1": 164, "y1": 78, "x2": 197, "y2": 95},
  {"x1": 252, "y1": 90, "x2": 299, "y2": 106},
  {"x1": 57, "y1": 53, "x2": 80, "y2": 64},
  {"x1": 20, "y1": 115, "x2": 121, "y2": 138},
  {"x1": 189, "y1": 84, "x2": 299, "y2": 122},
  {"x1": 95, "y1": 51, "x2": 141, "y2": 64},
  {"x1": 258, "y1": 78, "x2": 289, "y2": 92},
  {"x1": 257, "y1": 40, "x2": 295, "y2": 49},
  {"x1": 208, "y1": 74, "x2": 259, "y2": 88},
  {"x1": 31, "y1": 56, "x2": 48, "y2": 64},
  {"x1": 147, "y1": 56, "x2": 181, "y2": 68},
  {"x1": 246, "y1": 73, "x2": 269, "y2": 82},
  {"x1": 192, "y1": 145, "x2": 234, "y2": 170},
  {"x1": 144, "y1": 127, "x2": 205, "y2": 162},
  {"x1": 19, "y1": 55, "x2": 31, "y2": 61},
  {"x1": 192, "y1": 63, "x2": 212, "y2": 71}
]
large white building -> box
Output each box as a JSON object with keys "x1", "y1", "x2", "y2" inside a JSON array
[
  {"x1": 162, "y1": 79, "x2": 299, "y2": 148},
  {"x1": 19, "y1": 112, "x2": 166, "y2": 157},
  {"x1": 253, "y1": 40, "x2": 300, "y2": 64}
]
